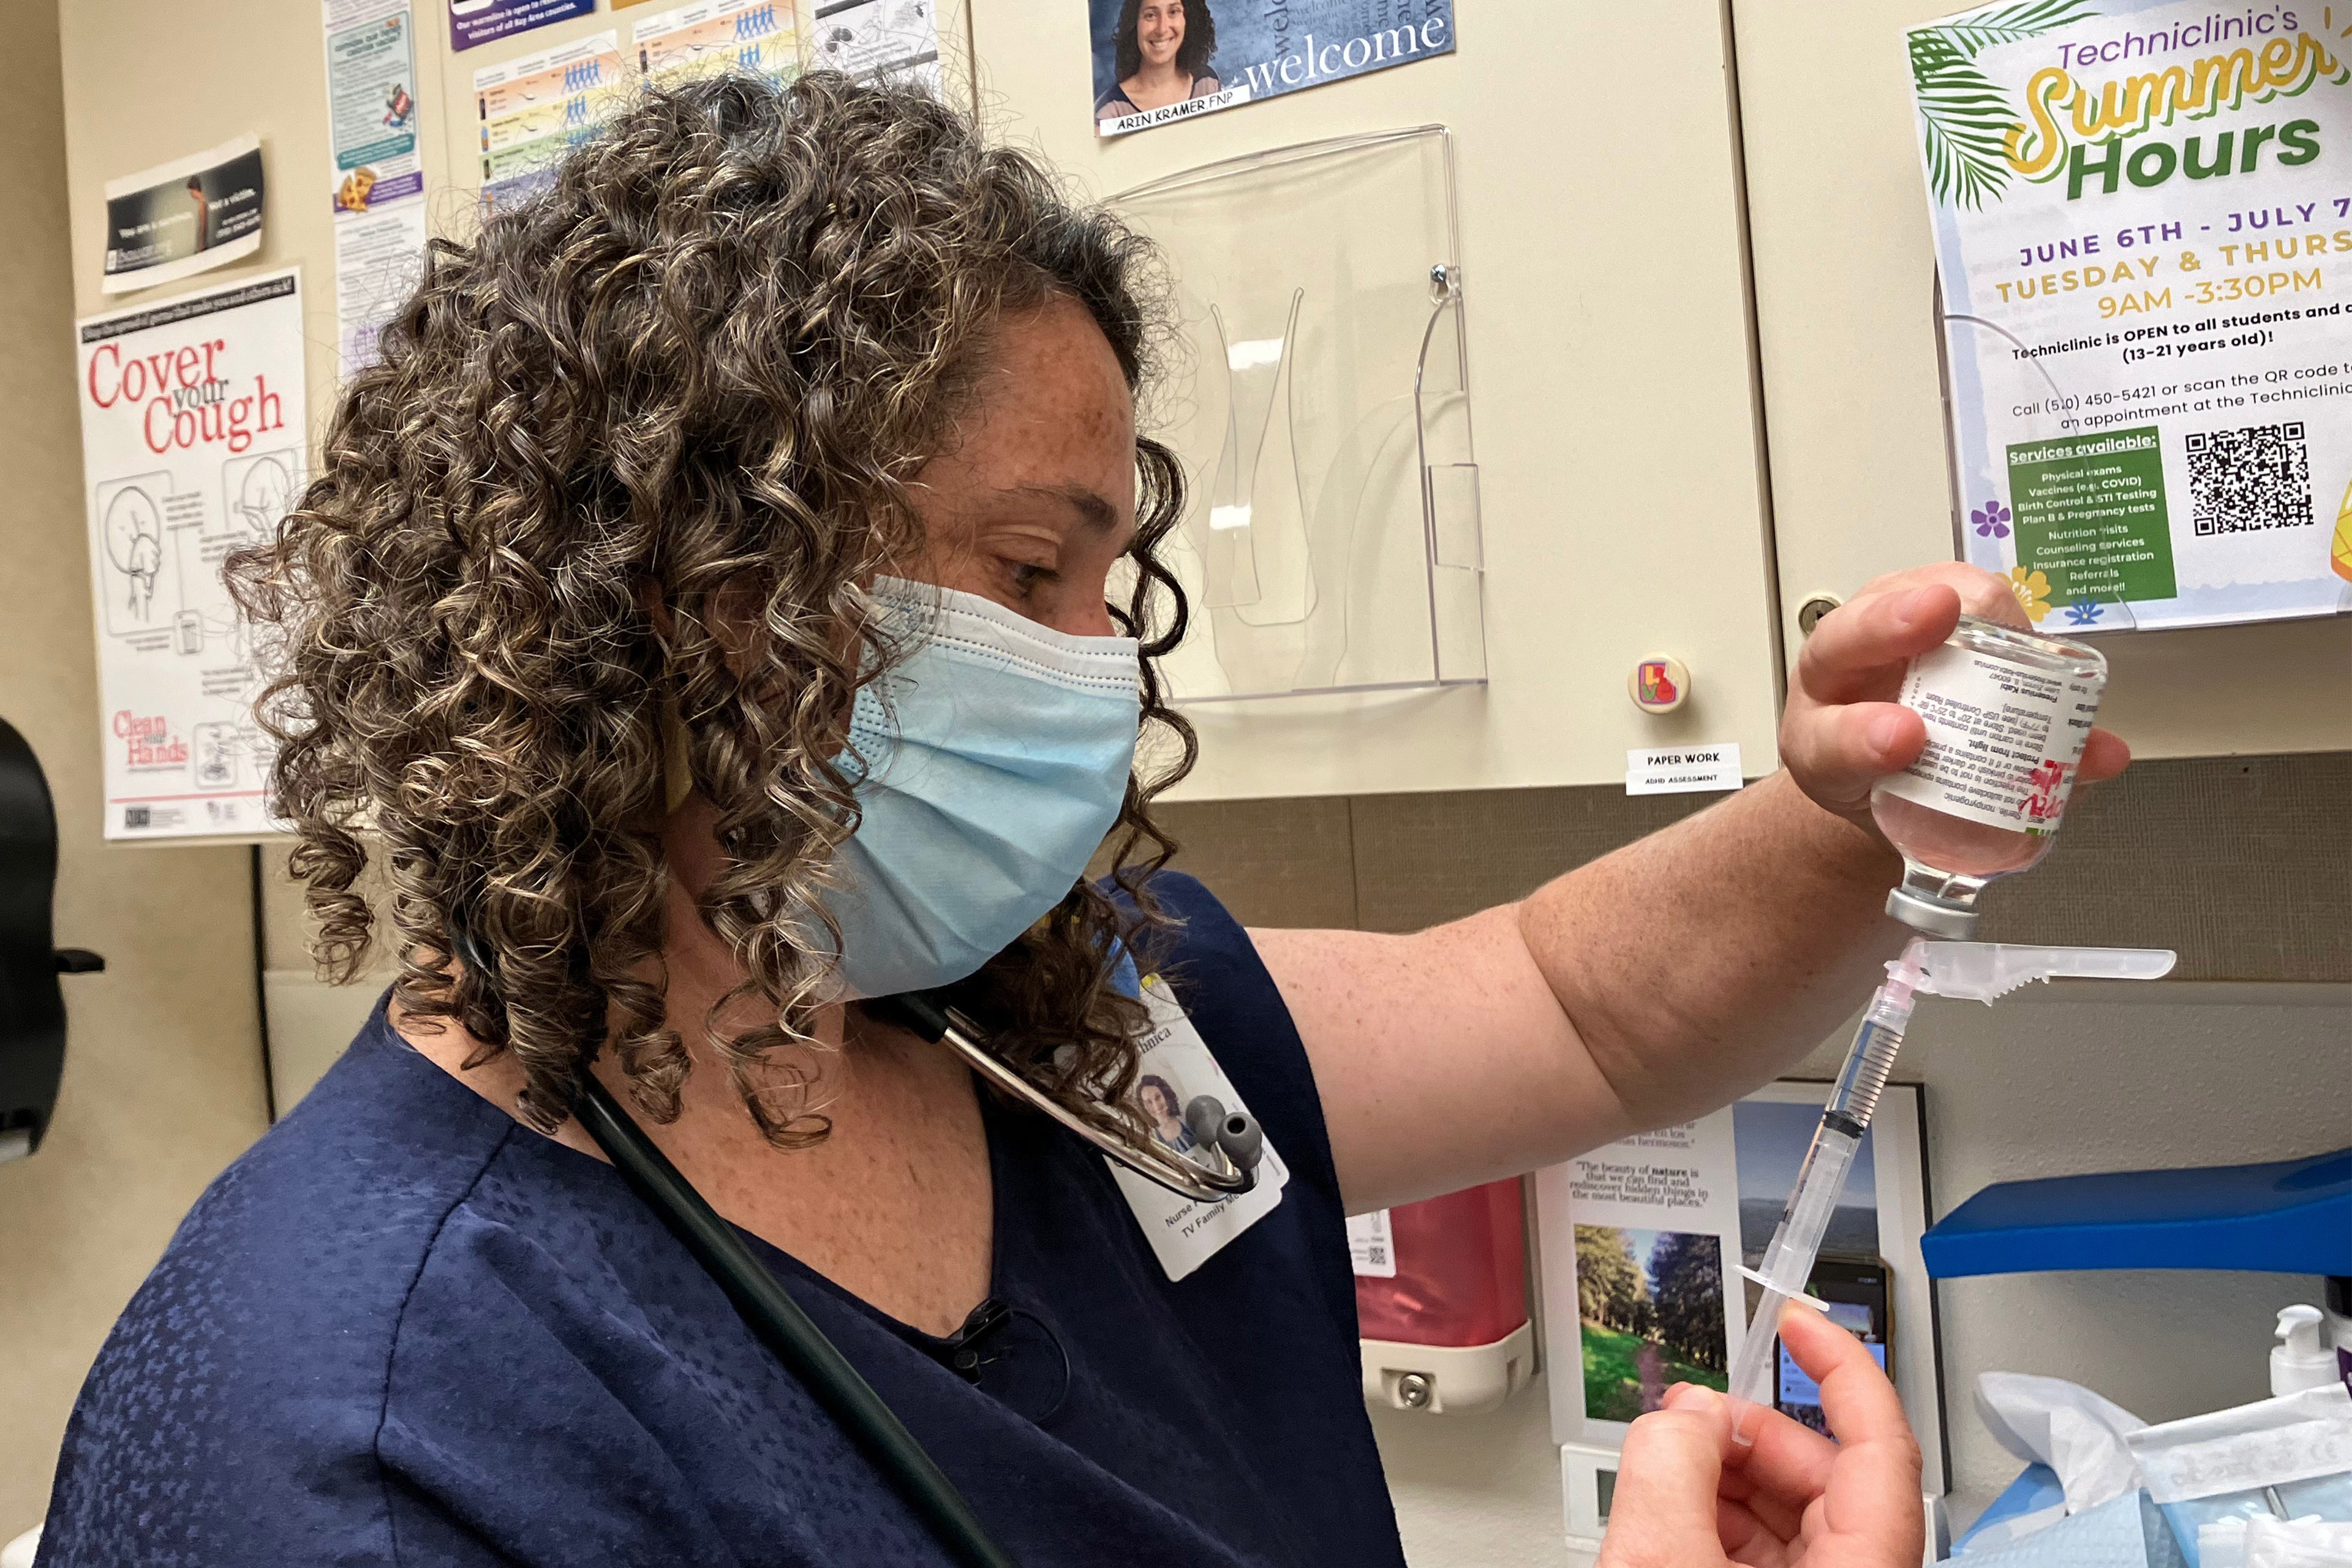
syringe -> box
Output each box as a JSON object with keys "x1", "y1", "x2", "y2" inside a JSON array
[
  {"x1": 1724, "y1": 939, "x2": 2176, "y2": 1444},
  {"x1": 1727, "y1": 940, "x2": 1924, "y2": 1442}
]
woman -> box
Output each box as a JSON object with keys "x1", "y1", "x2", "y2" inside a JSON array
[
  {"x1": 1137, "y1": 1075, "x2": 1197, "y2": 1154},
  {"x1": 1095, "y1": 0, "x2": 1218, "y2": 126},
  {"x1": 39, "y1": 74, "x2": 2122, "y2": 1567}
]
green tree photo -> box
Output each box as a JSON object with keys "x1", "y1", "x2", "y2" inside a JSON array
[
  {"x1": 1647, "y1": 1230, "x2": 1726, "y2": 1374},
  {"x1": 1574, "y1": 1225, "x2": 1646, "y2": 1330},
  {"x1": 1577, "y1": 1225, "x2": 1727, "y2": 1423}
]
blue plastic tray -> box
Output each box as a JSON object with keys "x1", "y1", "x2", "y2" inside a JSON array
[{"x1": 1921, "y1": 1145, "x2": 2352, "y2": 1279}]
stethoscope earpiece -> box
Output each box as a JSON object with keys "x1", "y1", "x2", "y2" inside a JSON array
[{"x1": 1183, "y1": 1095, "x2": 1263, "y2": 1174}]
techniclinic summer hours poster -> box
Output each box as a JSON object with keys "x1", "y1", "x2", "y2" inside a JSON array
[
  {"x1": 1910, "y1": 0, "x2": 2352, "y2": 631},
  {"x1": 1090, "y1": 0, "x2": 1454, "y2": 137}
]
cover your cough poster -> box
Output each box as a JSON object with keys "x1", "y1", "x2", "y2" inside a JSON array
[
  {"x1": 1910, "y1": 0, "x2": 2352, "y2": 630},
  {"x1": 75, "y1": 270, "x2": 306, "y2": 842}
]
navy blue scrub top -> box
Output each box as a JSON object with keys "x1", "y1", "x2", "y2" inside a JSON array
[{"x1": 36, "y1": 873, "x2": 1404, "y2": 1567}]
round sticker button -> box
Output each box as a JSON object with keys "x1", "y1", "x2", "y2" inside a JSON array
[{"x1": 1628, "y1": 655, "x2": 1690, "y2": 714}]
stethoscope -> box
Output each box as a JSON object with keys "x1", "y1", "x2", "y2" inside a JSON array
[
  {"x1": 863, "y1": 990, "x2": 1265, "y2": 1205},
  {"x1": 447, "y1": 921, "x2": 1264, "y2": 1568}
]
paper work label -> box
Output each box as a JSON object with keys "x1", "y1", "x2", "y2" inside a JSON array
[{"x1": 1626, "y1": 744, "x2": 1744, "y2": 796}]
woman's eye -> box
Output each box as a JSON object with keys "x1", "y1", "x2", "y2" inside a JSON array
[{"x1": 1007, "y1": 562, "x2": 1056, "y2": 597}]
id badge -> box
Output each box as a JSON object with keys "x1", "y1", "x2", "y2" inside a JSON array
[{"x1": 1109, "y1": 974, "x2": 1289, "y2": 1282}]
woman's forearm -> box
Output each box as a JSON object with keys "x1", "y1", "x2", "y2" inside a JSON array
[{"x1": 1515, "y1": 769, "x2": 1907, "y2": 1132}]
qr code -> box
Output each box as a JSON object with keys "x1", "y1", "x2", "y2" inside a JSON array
[
  {"x1": 123, "y1": 806, "x2": 149, "y2": 829},
  {"x1": 2184, "y1": 421, "x2": 2312, "y2": 537}
]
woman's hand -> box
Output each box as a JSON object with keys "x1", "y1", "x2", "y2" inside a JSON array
[
  {"x1": 1595, "y1": 1306, "x2": 1924, "y2": 1568},
  {"x1": 1777, "y1": 562, "x2": 2131, "y2": 831}
]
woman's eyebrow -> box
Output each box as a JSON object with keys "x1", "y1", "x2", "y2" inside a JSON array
[{"x1": 1009, "y1": 483, "x2": 1121, "y2": 533}]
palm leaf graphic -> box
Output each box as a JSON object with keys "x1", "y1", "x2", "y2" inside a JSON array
[
  {"x1": 1910, "y1": 0, "x2": 2099, "y2": 208},
  {"x1": 1935, "y1": 0, "x2": 2098, "y2": 56}
]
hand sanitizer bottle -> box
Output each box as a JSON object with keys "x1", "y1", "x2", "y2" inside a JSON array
[
  {"x1": 2271, "y1": 1306, "x2": 2338, "y2": 1395},
  {"x1": 1871, "y1": 616, "x2": 2108, "y2": 937}
]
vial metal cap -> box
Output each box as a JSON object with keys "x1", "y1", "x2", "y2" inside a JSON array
[{"x1": 1885, "y1": 886, "x2": 1981, "y2": 940}]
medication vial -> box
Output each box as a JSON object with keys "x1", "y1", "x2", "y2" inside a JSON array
[{"x1": 1871, "y1": 615, "x2": 2108, "y2": 937}]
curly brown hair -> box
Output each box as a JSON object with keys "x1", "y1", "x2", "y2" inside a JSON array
[{"x1": 228, "y1": 72, "x2": 1197, "y2": 1148}]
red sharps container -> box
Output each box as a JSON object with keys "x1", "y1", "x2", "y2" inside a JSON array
[{"x1": 1352, "y1": 1178, "x2": 1534, "y2": 1414}]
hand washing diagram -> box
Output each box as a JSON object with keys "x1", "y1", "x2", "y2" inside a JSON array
[{"x1": 75, "y1": 271, "x2": 307, "y2": 841}]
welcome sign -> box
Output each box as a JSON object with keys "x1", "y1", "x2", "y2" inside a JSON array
[
  {"x1": 1088, "y1": 0, "x2": 1453, "y2": 138},
  {"x1": 1910, "y1": 0, "x2": 2352, "y2": 630}
]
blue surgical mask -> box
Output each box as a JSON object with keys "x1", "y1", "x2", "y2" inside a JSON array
[{"x1": 823, "y1": 576, "x2": 1140, "y2": 1000}]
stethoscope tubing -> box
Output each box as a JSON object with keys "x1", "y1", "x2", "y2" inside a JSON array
[
  {"x1": 576, "y1": 1074, "x2": 1022, "y2": 1568},
  {"x1": 448, "y1": 908, "x2": 1226, "y2": 1568}
]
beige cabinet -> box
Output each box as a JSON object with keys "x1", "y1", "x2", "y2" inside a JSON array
[
  {"x1": 1733, "y1": 0, "x2": 2352, "y2": 758},
  {"x1": 971, "y1": 0, "x2": 1787, "y2": 799}
]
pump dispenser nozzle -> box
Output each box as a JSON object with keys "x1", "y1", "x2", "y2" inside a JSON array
[{"x1": 2272, "y1": 1305, "x2": 2337, "y2": 1396}]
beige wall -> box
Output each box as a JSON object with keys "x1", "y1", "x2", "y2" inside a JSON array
[{"x1": 0, "y1": 0, "x2": 271, "y2": 1538}]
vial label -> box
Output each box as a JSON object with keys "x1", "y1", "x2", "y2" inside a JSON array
[{"x1": 1877, "y1": 643, "x2": 2101, "y2": 834}]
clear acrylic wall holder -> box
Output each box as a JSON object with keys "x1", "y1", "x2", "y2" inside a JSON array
[
  {"x1": 1110, "y1": 126, "x2": 1487, "y2": 701},
  {"x1": 1934, "y1": 272, "x2": 2141, "y2": 635}
]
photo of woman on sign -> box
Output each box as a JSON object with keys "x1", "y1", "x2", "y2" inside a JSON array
[{"x1": 1094, "y1": 0, "x2": 1219, "y2": 127}]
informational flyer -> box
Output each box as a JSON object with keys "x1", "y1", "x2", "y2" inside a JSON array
[
  {"x1": 102, "y1": 135, "x2": 265, "y2": 295},
  {"x1": 1537, "y1": 1080, "x2": 1942, "y2": 1487},
  {"x1": 806, "y1": 0, "x2": 941, "y2": 94},
  {"x1": 634, "y1": 0, "x2": 798, "y2": 89},
  {"x1": 1548, "y1": 1109, "x2": 1746, "y2": 1441},
  {"x1": 325, "y1": 0, "x2": 429, "y2": 377},
  {"x1": 448, "y1": 0, "x2": 594, "y2": 51},
  {"x1": 1087, "y1": 0, "x2": 1453, "y2": 138},
  {"x1": 75, "y1": 271, "x2": 307, "y2": 843},
  {"x1": 473, "y1": 29, "x2": 632, "y2": 208},
  {"x1": 1909, "y1": 0, "x2": 2352, "y2": 630}
]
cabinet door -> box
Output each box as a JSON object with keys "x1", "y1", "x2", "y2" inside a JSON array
[
  {"x1": 1734, "y1": 0, "x2": 2352, "y2": 758},
  {"x1": 972, "y1": 0, "x2": 1785, "y2": 799}
]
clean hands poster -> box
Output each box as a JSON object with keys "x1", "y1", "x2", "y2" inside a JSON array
[
  {"x1": 1910, "y1": 0, "x2": 2352, "y2": 630},
  {"x1": 1088, "y1": 0, "x2": 1453, "y2": 137}
]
